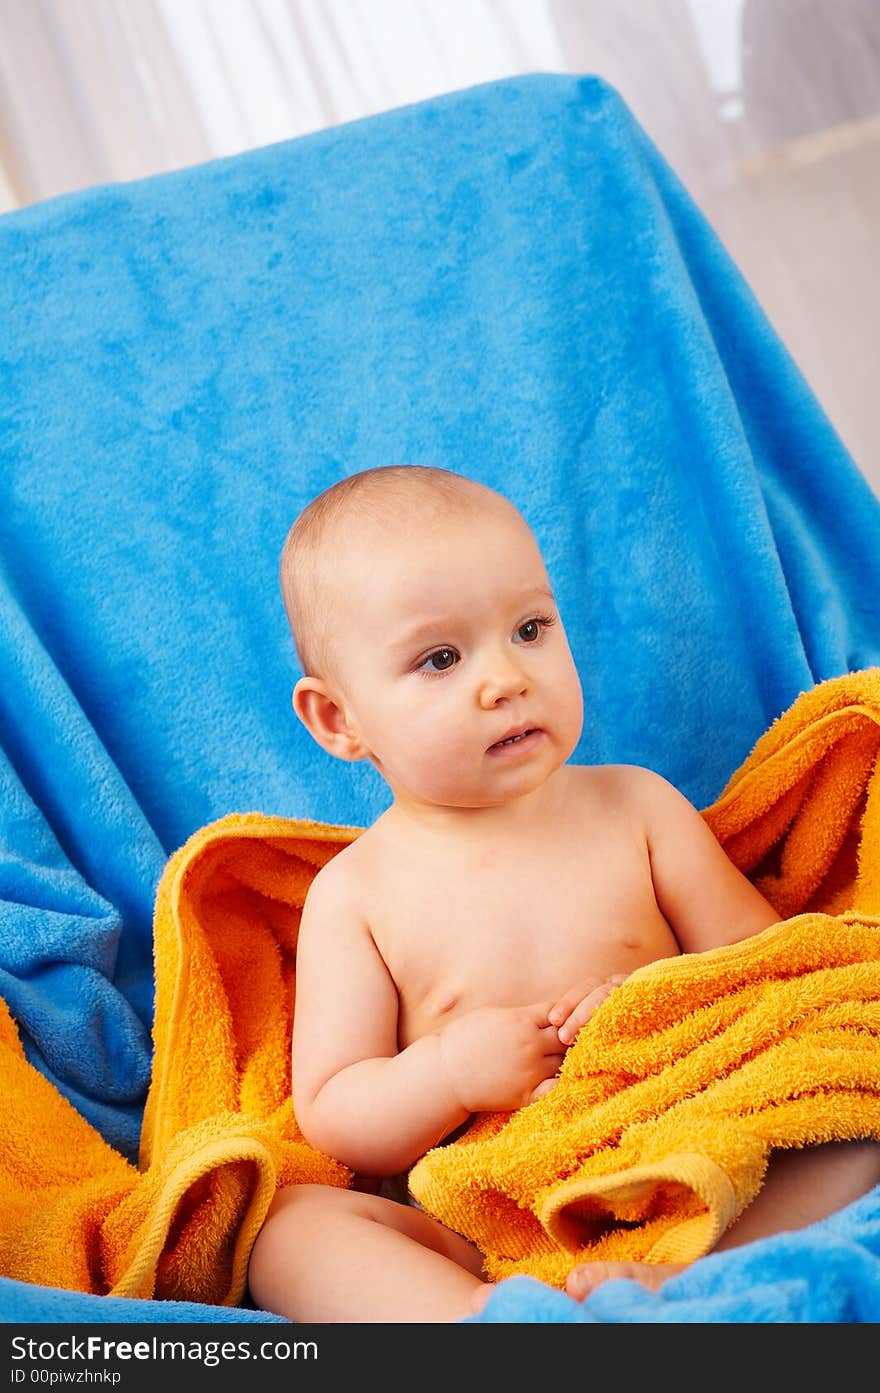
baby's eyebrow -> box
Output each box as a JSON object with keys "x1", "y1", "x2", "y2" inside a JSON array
[
  {"x1": 526, "y1": 585, "x2": 556, "y2": 605},
  {"x1": 389, "y1": 585, "x2": 557, "y2": 653},
  {"x1": 388, "y1": 618, "x2": 458, "y2": 653}
]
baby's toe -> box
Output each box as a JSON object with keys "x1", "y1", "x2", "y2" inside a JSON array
[{"x1": 566, "y1": 1260, "x2": 685, "y2": 1300}]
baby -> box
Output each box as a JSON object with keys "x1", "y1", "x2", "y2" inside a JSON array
[{"x1": 247, "y1": 464, "x2": 880, "y2": 1323}]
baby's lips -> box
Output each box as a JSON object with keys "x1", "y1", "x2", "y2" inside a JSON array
[{"x1": 486, "y1": 724, "x2": 542, "y2": 751}]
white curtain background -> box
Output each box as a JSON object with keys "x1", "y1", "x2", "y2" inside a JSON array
[
  {"x1": 0, "y1": 0, "x2": 572, "y2": 211},
  {"x1": 0, "y1": 0, "x2": 819, "y2": 212}
]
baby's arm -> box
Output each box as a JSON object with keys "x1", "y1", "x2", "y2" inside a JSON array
[
  {"x1": 631, "y1": 765, "x2": 780, "y2": 952},
  {"x1": 292, "y1": 857, "x2": 564, "y2": 1177}
]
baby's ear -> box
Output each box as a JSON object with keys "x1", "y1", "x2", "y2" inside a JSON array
[{"x1": 292, "y1": 677, "x2": 366, "y2": 761}]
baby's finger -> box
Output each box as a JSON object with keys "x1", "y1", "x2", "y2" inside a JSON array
[
  {"x1": 531, "y1": 1054, "x2": 564, "y2": 1097},
  {"x1": 532, "y1": 1000, "x2": 562, "y2": 1026},
  {"x1": 557, "y1": 984, "x2": 616, "y2": 1043},
  {"x1": 529, "y1": 1076, "x2": 560, "y2": 1102},
  {"x1": 548, "y1": 982, "x2": 603, "y2": 1026},
  {"x1": 547, "y1": 993, "x2": 578, "y2": 1027}
]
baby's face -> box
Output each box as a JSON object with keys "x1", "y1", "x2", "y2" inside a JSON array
[{"x1": 328, "y1": 499, "x2": 584, "y2": 810}]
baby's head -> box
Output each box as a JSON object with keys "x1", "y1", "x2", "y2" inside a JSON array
[{"x1": 280, "y1": 465, "x2": 583, "y2": 810}]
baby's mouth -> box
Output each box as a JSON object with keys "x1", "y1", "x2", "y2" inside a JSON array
[{"x1": 488, "y1": 727, "x2": 540, "y2": 751}]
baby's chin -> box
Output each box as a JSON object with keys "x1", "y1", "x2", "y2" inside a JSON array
[
  {"x1": 385, "y1": 743, "x2": 572, "y2": 814},
  {"x1": 413, "y1": 772, "x2": 561, "y2": 812}
]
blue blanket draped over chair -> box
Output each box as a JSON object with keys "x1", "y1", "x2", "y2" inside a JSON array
[{"x1": 1, "y1": 72, "x2": 879, "y2": 1324}]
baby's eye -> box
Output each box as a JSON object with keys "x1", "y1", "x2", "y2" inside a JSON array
[
  {"x1": 419, "y1": 647, "x2": 458, "y2": 673},
  {"x1": 514, "y1": 614, "x2": 555, "y2": 644}
]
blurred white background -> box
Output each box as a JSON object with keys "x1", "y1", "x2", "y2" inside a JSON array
[{"x1": 0, "y1": 0, "x2": 877, "y2": 493}]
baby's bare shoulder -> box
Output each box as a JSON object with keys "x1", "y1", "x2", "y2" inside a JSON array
[
  {"x1": 567, "y1": 762, "x2": 683, "y2": 833},
  {"x1": 568, "y1": 760, "x2": 665, "y2": 804},
  {"x1": 301, "y1": 827, "x2": 382, "y2": 927}
]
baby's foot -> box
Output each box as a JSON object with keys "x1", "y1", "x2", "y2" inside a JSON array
[{"x1": 566, "y1": 1260, "x2": 685, "y2": 1301}]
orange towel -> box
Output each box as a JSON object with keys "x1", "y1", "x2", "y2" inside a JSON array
[{"x1": 0, "y1": 667, "x2": 878, "y2": 1304}]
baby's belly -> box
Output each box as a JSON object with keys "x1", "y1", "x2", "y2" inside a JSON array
[{"x1": 396, "y1": 925, "x2": 678, "y2": 1049}]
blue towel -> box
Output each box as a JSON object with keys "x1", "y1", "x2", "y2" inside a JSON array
[{"x1": 1, "y1": 72, "x2": 878, "y2": 1324}]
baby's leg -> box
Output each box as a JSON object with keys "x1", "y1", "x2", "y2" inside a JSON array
[
  {"x1": 247, "y1": 1183, "x2": 488, "y2": 1323},
  {"x1": 564, "y1": 1140, "x2": 880, "y2": 1302},
  {"x1": 714, "y1": 1138, "x2": 880, "y2": 1251}
]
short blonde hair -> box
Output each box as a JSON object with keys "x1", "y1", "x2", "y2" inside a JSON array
[{"x1": 280, "y1": 465, "x2": 504, "y2": 678}]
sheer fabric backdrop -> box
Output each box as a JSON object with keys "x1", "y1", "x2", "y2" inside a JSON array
[{"x1": 0, "y1": 0, "x2": 565, "y2": 210}]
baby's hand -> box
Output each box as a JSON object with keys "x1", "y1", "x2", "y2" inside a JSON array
[
  {"x1": 548, "y1": 975, "x2": 628, "y2": 1046},
  {"x1": 438, "y1": 1002, "x2": 565, "y2": 1113}
]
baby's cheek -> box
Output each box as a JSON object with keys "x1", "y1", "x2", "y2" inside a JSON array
[
  {"x1": 413, "y1": 726, "x2": 473, "y2": 798},
  {"x1": 559, "y1": 674, "x2": 585, "y2": 753}
]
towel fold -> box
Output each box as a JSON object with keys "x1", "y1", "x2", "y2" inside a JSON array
[
  {"x1": 409, "y1": 667, "x2": 880, "y2": 1283},
  {"x1": 1, "y1": 668, "x2": 878, "y2": 1305},
  {"x1": 0, "y1": 818, "x2": 357, "y2": 1305}
]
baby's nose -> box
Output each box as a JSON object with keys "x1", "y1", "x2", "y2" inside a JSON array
[{"x1": 478, "y1": 657, "x2": 530, "y2": 708}]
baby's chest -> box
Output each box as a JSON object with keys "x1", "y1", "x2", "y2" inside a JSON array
[
  {"x1": 407, "y1": 875, "x2": 656, "y2": 980},
  {"x1": 376, "y1": 846, "x2": 673, "y2": 1043}
]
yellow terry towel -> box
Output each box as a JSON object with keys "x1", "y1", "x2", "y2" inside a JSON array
[
  {"x1": 0, "y1": 666, "x2": 878, "y2": 1304},
  {"x1": 0, "y1": 819, "x2": 358, "y2": 1305},
  {"x1": 410, "y1": 668, "x2": 880, "y2": 1285}
]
